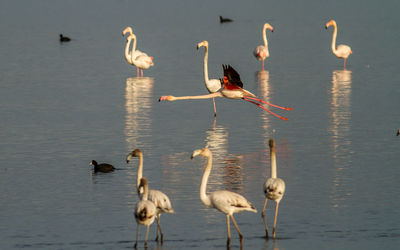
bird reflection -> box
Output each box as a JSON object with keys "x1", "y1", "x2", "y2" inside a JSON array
[
  {"x1": 256, "y1": 70, "x2": 274, "y2": 143},
  {"x1": 204, "y1": 122, "x2": 244, "y2": 194},
  {"x1": 263, "y1": 238, "x2": 280, "y2": 250},
  {"x1": 125, "y1": 77, "x2": 154, "y2": 150},
  {"x1": 328, "y1": 70, "x2": 352, "y2": 209},
  {"x1": 125, "y1": 77, "x2": 154, "y2": 197}
]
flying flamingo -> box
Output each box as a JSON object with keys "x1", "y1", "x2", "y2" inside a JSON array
[
  {"x1": 325, "y1": 20, "x2": 352, "y2": 69},
  {"x1": 126, "y1": 149, "x2": 174, "y2": 243},
  {"x1": 261, "y1": 139, "x2": 285, "y2": 239},
  {"x1": 191, "y1": 148, "x2": 257, "y2": 246},
  {"x1": 159, "y1": 65, "x2": 293, "y2": 121},
  {"x1": 197, "y1": 40, "x2": 222, "y2": 117},
  {"x1": 122, "y1": 26, "x2": 154, "y2": 77},
  {"x1": 253, "y1": 23, "x2": 274, "y2": 70},
  {"x1": 134, "y1": 177, "x2": 157, "y2": 249}
]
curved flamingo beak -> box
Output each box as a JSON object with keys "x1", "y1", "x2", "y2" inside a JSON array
[
  {"x1": 197, "y1": 41, "x2": 207, "y2": 50},
  {"x1": 325, "y1": 20, "x2": 334, "y2": 29},
  {"x1": 122, "y1": 27, "x2": 131, "y2": 37},
  {"x1": 159, "y1": 96, "x2": 169, "y2": 102}
]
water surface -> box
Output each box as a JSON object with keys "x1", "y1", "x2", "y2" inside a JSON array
[{"x1": 1, "y1": 0, "x2": 399, "y2": 249}]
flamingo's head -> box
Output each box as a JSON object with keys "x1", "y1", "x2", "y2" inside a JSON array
[
  {"x1": 126, "y1": 149, "x2": 142, "y2": 163},
  {"x1": 138, "y1": 177, "x2": 148, "y2": 189},
  {"x1": 158, "y1": 95, "x2": 175, "y2": 102},
  {"x1": 122, "y1": 26, "x2": 133, "y2": 37},
  {"x1": 269, "y1": 138, "x2": 275, "y2": 148},
  {"x1": 191, "y1": 148, "x2": 212, "y2": 159},
  {"x1": 197, "y1": 40, "x2": 208, "y2": 50},
  {"x1": 264, "y1": 23, "x2": 274, "y2": 32},
  {"x1": 325, "y1": 20, "x2": 336, "y2": 29}
]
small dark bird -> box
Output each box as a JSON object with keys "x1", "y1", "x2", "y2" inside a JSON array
[
  {"x1": 397, "y1": 129, "x2": 400, "y2": 136},
  {"x1": 89, "y1": 160, "x2": 115, "y2": 173},
  {"x1": 59, "y1": 34, "x2": 71, "y2": 42},
  {"x1": 219, "y1": 16, "x2": 233, "y2": 23}
]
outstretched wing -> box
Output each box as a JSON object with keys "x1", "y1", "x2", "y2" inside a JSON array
[{"x1": 222, "y1": 64, "x2": 243, "y2": 88}]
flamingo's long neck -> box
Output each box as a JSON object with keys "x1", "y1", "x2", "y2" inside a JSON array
[
  {"x1": 137, "y1": 153, "x2": 144, "y2": 193},
  {"x1": 200, "y1": 154, "x2": 212, "y2": 207},
  {"x1": 270, "y1": 145, "x2": 277, "y2": 179},
  {"x1": 142, "y1": 181, "x2": 149, "y2": 201},
  {"x1": 124, "y1": 36, "x2": 133, "y2": 64},
  {"x1": 330, "y1": 24, "x2": 338, "y2": 53},
  {"x1": 263, "y1": 26, "x2": 269, "y2": 49},
  {"x1": 130, "y1": 34, "x2": 138, "y2": 62},
  {"x1": 171, "y1": 92, "x2": 222, "y2": 101},
  {"x1": 202, "y1": 46, "x2": 210, "y2": 84}
]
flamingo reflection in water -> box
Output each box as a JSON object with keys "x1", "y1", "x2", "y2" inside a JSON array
[
  {"x1": 125, "y1": 77, "x2": 154, "y2": 151},
  {"x1": 159, "y1": 65, "x2": 293, "y2": 121},
  {"x1": 256, "y1": 69, "x2": 274, "y2": 134},
  {"x1": 191, "y1": 148, "x2": 257, "y2": 246},
  {"x1": 329, "y1": 70, "x2": 353, "y2": 209}
]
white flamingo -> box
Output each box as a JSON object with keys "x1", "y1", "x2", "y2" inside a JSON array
[
  {"x1": 122, "y1": 27, "x2": 145, "y2": 65},
  {"x1": 262, "y1": 139, "x2": 285, "y2": 239},
  {"x1": 191, "y1": 148, "x2": 257, "y2": 246},
  {"x1": 253, "y1": 23, "x2": 274, "y2": 70},
  {"x1": 127, "y1": 149, "x2": 174, "y2": 243},
  {"x1": 122, "y1": 26, "x2": 154, "y2": 77},
  {"x1": 325, "y1": 20, "x2": 352, "y2": 69},
  {"x1": 197, "y1": 40, "x2": 222, "y2": 117},
  {"x1": 134, "y1": 177, "x2": 157, "y2": 249}
]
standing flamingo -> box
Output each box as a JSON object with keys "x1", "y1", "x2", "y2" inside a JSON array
[
  {"x1": 159, "y1": 65, "x2": 293, "y2": 121},
  {"x1": 253, "y1": 23, "x2": 274, "y2": 70},
  {"x1": 122, "y1": 27, "x2": 144, "y2": 69},
  {"x1": 134, "y1": 177, "x2": 157, "y2": 249},
  {"x1": 191, "y1": 148, "x2": 257, "y2": 246},
  {"x1": 122, "y1": 26, "x2": 154, "y2": 77},
  {"x1": 325, "y1": 20, "x2": 352, "y2": 69},
  {"x1": 126, "y1": 149, "x2": 174, "y2": 243},
  {"x1": 261, "y1": 139, "x2": 285, "y2": 239},
  {"x1": 197, "y1": 40, "x2": 222, "y2": 117}
]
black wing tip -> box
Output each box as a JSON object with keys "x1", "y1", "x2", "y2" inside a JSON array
[{"x1": 222, "y1": 64, "x2": 243, "y2": 87}]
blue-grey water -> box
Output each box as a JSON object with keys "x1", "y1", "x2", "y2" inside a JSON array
[{"x1": 1, "y1": 0, "x2": 399, "y2": 249}]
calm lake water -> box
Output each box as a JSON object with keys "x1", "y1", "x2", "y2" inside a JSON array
[{"x1": 1, "y1": 0, "x2": 399, "y2": 249}]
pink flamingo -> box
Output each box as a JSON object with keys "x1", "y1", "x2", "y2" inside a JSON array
[
  {"x1": 325, "y1": 20, "x2": 352, "y2": 69},
  {"x1": 253, "y1": 23, "x2": 274, "y2": 70}
]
